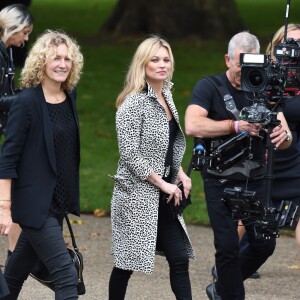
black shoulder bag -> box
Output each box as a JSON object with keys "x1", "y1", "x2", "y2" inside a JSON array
[
  {"x1": 164, "y1": 163, "x2": 193, "y2": 220},
  {"x1": 30, "y1": 215, "x2": 86, "y2": 295}
]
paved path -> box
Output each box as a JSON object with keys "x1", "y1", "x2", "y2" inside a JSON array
[{"x1": 1, "y1": 214, "x2": 299, "y2": 299}]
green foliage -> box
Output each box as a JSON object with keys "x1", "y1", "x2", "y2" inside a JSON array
[{"x1": 28, "y1": 0, "x2": 300, "y2": 225}]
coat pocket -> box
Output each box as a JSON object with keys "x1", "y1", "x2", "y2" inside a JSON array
[{"x1": 109, "y1": 174, "x2": 134, "y2": 193}]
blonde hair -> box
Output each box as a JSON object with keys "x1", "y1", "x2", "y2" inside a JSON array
[
  {"x1": 116, "y1": 35, "x2": 174, "y2": 108},
  {"x1": 266, "y1": 24, "x2": 300, "y2": 59},
  {"x1": 0, "y1": 4, "x2": 33, "y2": 43},
  {"x1": 20, "y1": 30, "x2": 84, "y2": 91}
]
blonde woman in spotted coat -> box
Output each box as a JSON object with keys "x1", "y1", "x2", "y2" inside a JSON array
[{"x1": 109, "y1": 35, "x2": 195, "y2": 300}]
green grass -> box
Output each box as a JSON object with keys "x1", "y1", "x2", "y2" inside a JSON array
[
  {"x1": 27, "y1": 0, "x2": 300, "y2": 225},
  {"x1": 236, "y1": 0, "x2": 300, "y2": 44}
]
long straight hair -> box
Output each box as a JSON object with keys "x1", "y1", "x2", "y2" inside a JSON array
[{"x1": 116, "y1": 35, "x2": 174, "y2": 108}]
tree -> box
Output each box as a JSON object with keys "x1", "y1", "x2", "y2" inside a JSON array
[{"x1": 101, "y1": 0, "x2": 244, "y2": 40}]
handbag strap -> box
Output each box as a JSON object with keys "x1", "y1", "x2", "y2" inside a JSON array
[
  {"x1": 65, "y1": 214, "x2": 79, "y2": 251},
  {"x1": 186, "y1": 157, "x2": 193, "y2": 177}
]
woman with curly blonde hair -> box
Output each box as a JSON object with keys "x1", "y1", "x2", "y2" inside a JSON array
[
  {"x1": 0, "y1": 30, "x2": 83, "y2": 299},
  {"x1": 20, "y1": 29, "x2": 83, "y2": 90}
]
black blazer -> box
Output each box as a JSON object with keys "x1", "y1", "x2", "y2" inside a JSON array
[
  {"x1": 0, "y1": 85, "x2": 80, "y2": 229},
  {"x1": 0, "y1": 41, "x2": 18, "y2": 135}
]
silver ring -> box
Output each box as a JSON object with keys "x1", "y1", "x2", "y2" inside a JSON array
[{"x1": 175, "y1": 193, "x2": 179, "y2": 197}]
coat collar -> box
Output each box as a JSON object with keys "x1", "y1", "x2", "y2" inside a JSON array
[
  {"x1": 145, "y1": 80, "x2": 174, "y2": 99},
  {"x1": 145, "y1": 81, "x2": 179, "y2": 123}
]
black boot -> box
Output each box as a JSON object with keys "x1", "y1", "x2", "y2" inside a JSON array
[
  {"x1": 211, "y1": 265, "x2": 218, "y2": 281},
  {"x1": 206, "y1": 282, "x2": 222, "y2": 300}
]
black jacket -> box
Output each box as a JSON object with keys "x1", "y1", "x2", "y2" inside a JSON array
[
  {"x1": 0, "y1": 85, "x2": 80, "y2": 229},
  {"x1": 0, "y1": 41, "x2": 18, "y2": 134}
]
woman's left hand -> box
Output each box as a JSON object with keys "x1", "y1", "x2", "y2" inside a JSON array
[
  {"x1": 177, "y1": 167, "x2": 192, "y2": 198},
  {"x1": 269, "y1": 124, "x2": 290, "y2": 148},
  {"x1": 0, "y1": 209, "x2": 12, "y2": 236}
]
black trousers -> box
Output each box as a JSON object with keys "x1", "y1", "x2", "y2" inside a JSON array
[
  {"x1": 3, "y1": 216, "x2": 78, "y2": 300},
  {"x1": 109, "y1": 198, "x2": 192, "y2": 300},
  {"x1": 0, "y1": 269, "x2": 9, "y2": 298},
  {"x1": 203, "y1": 175, "x2": 276, "y2": 300}
]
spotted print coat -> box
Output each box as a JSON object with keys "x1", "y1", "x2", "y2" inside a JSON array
[{"x1": 111, "y1": 83, "x2": 195, "y2": 274}]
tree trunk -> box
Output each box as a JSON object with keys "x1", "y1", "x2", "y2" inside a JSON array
[{"x1": 101, "y1": 0, "x2": 244, "y2": 40}]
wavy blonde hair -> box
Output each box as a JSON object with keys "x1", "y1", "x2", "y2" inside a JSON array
[
  {"x1": 20, "y1": 30, "x2": 84, "y2": 90},
  {"x1": 266, "y1": 24, "x2": 300, "y2": 59},
  {"x1": 0, "y1": 4, "x2": 33, "y2": 43},
  {"x1": 116, "y1": 35, "x2": 174, "y2": 108}
]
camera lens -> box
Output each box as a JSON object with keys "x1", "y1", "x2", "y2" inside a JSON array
[
  {"x1": 248, "y1": 69, "x2": 264, "y2": 87},
  {"x1": 241, "y1": 67, "x2": 267, "y2": 92}
]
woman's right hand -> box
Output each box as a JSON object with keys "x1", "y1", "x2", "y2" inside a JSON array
[{"x1": 0, "y1": 205, "x2": 12, "y2": 235}]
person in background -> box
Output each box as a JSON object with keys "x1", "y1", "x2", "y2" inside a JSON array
[
  {"x1": 0, "y1": 29, "x2": 83, "y2": 299},
  {"x1": 0, "y1": 3, "x2": 33, "y2": 267},
  {"x1": 185, "y1": 31, "x2": 292, "y2": 300},
  {"x1": 267, "y1": 23, "x2": 300, "y2": 248},
  {"x1": 109, "y1": 35, "x2": 195, "y2": 300},
  {"x1": 238, "y1": 24, "x2": 300, "y2": 262},
  {"x1": 0, "y1": 1, "x2": 32, "y2": 68}
]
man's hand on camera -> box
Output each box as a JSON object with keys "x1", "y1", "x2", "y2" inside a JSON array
[{"x1": 238, "y1": 120, "x2": 261, "y2": 136}]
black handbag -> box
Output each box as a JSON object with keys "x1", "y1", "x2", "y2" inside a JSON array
[
  {"x1": 166, "y1": 181, "x2": 192, "y2": 220},
  {"x1": 166, "y1": 159, "x2": 193, "y2": 220},
  {"x1": 30, "y1": 215, "x2": 86, "y2": 295}
]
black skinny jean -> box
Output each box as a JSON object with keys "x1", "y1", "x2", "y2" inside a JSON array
[
  {"x1": 3, "y1": 216, "x2": 78, "y2": 300},
  {"x1": 203, "y1": 175, "x2": 276, "y2": 300},
  {"x1": 109, "y1": 198, "x2": 192, "y2": 300}
]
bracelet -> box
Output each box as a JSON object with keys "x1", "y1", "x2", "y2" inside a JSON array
[
  {"x1": 0, "y1": 199, "x2": 11, "y2": 202},
  {"x1": 229, "y1": 120, "x2": 235, "y2": 134},
  {"x1": 234, "y1": 121, "x2": 239, "y2": 133}
]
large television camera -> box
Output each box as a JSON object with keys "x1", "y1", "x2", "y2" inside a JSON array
[
  {"x1": 240, "y1": 37, "x2": 300, "y2": 103},
  {"x1": 240, "y1": 0, "x2": 300, "y2": 123}
]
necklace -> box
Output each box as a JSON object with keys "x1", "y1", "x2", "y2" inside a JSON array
[
  {"x1": 52, "y1": 94, "x2": 60, "y2": 102},
  {"x1": 42, "y1": 86, "x2": 63, "y2": 103}
]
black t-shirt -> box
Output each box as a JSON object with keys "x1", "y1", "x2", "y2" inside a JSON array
[
  {"x1": 189, "y1": 72, "x2": 266, "y2": 179},
  {"x1": 47, "y1": 97, "x2": 79, "y2": 218}
]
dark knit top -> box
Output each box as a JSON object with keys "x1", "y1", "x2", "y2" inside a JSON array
[
  {"x1": 164, "y1": 117, "x2": 178, "y2": 183},
  {"x1": 46, "y1": 97, "x2": 79, "y2": 218}
]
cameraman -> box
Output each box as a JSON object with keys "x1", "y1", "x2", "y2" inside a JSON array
[{"x1": 185, "y1": 31, "x2": 292, "y2": 300}]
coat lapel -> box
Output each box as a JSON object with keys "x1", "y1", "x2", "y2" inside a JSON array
[
  {"x1": 36, "y1": 85, "x2": 57, "y2": 174},
  {"x1": 67, "y1": 89, "x2": 79, "y2": 129}
]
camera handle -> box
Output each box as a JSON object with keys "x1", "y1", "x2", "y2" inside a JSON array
[{"x1": 264, "y1": 112, "x2": 280, "y2": 209}]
